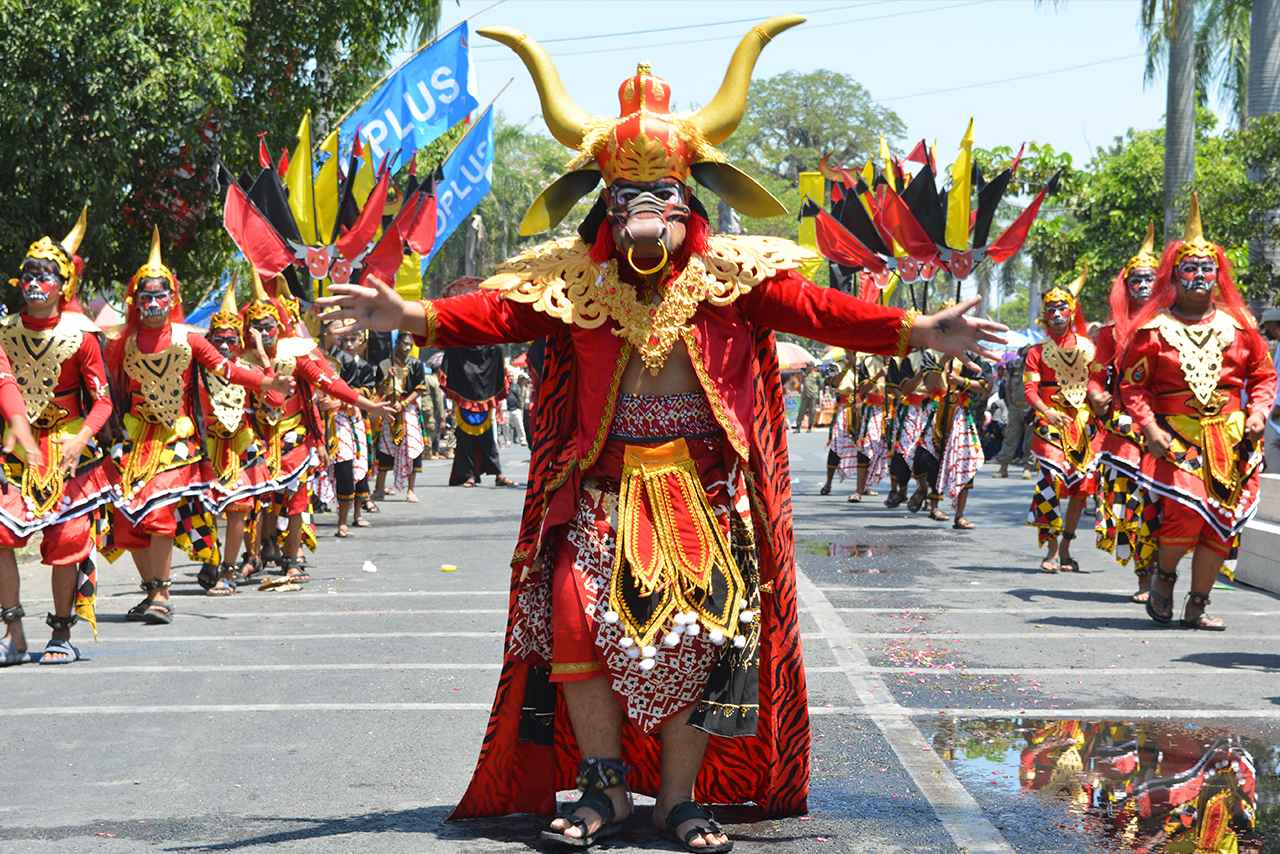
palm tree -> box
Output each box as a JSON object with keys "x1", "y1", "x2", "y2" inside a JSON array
[
  {"x1": 1247, "y1": 0, "x2": 1280, "y2": 301},
  {"x1": 1142, "y1": 0, "x2": 1198, "y2": 238},
  {"x1": 1195, "y1": 0, "x2": 1251, "y2": 126}
]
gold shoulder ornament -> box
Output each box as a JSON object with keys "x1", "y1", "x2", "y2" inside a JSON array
[{"x1": 482, "y1": 234, "x2": 815, "y2": 374}]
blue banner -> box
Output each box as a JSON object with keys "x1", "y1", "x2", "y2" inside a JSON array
[
  {"x1": 338, "y1": 22, "x2": 478, "y2": 175},
  {"x1": 187, "y1": 268, "x2": 234, "y2": 328},
  {"x1": 423, "y1": 106, "x2": 495, "y2": 270}
]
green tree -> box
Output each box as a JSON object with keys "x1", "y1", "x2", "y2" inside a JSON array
[{"x1": 0, "y1": 0, "x2": 441, "y2": 306}]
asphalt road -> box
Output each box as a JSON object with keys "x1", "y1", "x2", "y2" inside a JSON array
[{"x1": 2, "y1": 432, "x2": 1277, "y2": 852}]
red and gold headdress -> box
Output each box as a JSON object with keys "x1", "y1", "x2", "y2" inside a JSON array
[
  {"x1": 242, "y1": 269, "x2": 280, "y2": 324},
  {"x1": 1173, "y1": 192, "x2": 1216, "y2": 264},
  {"x1": 19, "y1": 206, "x2": 88, "y2": 301},
  {"x1": 1042, "y1": 263, "x2": 1087, "y2": 314},
  {"x1": 125, "y1": 226, "x2": 179, "y2": 304},
  {"x1": 209, "y1": 274, "x2": 241, "y2": 342},
  {"x1": 1120, "y1": 222, "x2": 1158, "y2": 280},
  {"x1": 481, "y1": 16, "x2": 803, "y2": 235}
]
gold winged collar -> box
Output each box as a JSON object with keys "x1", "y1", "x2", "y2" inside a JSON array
[{"x1": 481, "y1": 234, "x2": 816, "y2": 373}]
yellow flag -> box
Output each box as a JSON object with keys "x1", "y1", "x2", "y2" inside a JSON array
[
  {"x1": 797, "y1": 171, "x2": 825, "y2": 282},
  {"x1": 314, "y1": 130, "x2": 340, "y2": 245},
  {"x1": 879, "y1": 136, "x2": 896, "y2": 191},
  {"x1": 944, "y1": 119, "x2": 973, "y2": 250},
  {"x1": 395, "y1": 251, "x2": 423, "y2": 302},
  {"x1": 284, "y1": 111, "x2": 318, "y2": 244},
  {"x1": 882, "y1": 271, "x2": 900, "y2": 306},
  {"x1": 353, "y1": 147, "x2": 377, "y2": 207}
]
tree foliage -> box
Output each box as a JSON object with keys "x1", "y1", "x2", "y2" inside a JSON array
[{"x1": 0, "y1": 0, "x2": 440, "y2": 305}]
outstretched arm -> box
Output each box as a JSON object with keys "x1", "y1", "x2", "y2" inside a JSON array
[
  {"x1": 738, "y1": 269, "x2": 1005, "y2": 367},
  {"x1": 191, "y1": 336, "x2": 294, "y2": 398},
  {"x1": 317, "y1": 276, "x2": 560, "y2": 347}
]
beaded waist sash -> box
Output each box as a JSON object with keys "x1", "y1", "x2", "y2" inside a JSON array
[{"x1": 609, "y1": 392, "x2": 720, "y2": 442}]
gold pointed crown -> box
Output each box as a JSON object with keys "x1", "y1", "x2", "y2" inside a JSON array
[
  {"x1": 1174, "y1": 191, "x2": 1217, "y2": 263},
  {"x1": 242, "y1": 268, "x2": 280, "y2": 323},
  {"x1": 1043, "y1": 262, "x2": 1087, "y2": 311},
  {"x1": 126, "y1": 226, "x2": 178, "y2": 300},
  {"x1": 209, "y1": 273, "x2": 242, "y2": 336},
  {"x1": 1121, "y1": 222, "x2": 1158, "y2": 279},
  {"x1": 480, "y1": 16, "x2": 803, "y2": 235},
  {"x1": 21, "y1": 206, "x2": 88, "y2": 300}
]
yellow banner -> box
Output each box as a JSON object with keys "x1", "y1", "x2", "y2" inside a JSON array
[
  {"x1": 284, "y1": 112, "x2": 318, "y2": 245},
  {"x1": 944, "y1": 118, "x2": 974, "y2": 251},
  {"x1": 797, "y1": 170, "x2": 825, "y2": 282}
]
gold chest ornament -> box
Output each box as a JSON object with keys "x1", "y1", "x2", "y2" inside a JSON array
[
  {"x1": 207, "y1": 368, "x2": 247, "y2": 434},
  {"x1": 245, "y1": 337, "x2": 314, "y2": 426},
  {"x1": 123, "y1": 327, "x2": 192, "y2": 424},
  {"x1": 1152, "y1": 310, "x2": 1235, "y2": 410},
  {"x1": 1041, "y1": 337, "x2": 1094, "y2": 410},
  {"x1": 483, "y1": 234, "x2": 816, "y2": 375},
  {"x1": 0, "y1": 313, "x2": 89, "y2": 425}
]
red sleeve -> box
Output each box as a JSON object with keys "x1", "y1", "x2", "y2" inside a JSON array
[
  {"x1": 418, "y1": 290, "x2": 563, "y2": 349},
  {"x1": 296, "y1": 353, "x2": 361, "y2": 405},
  {"x1": 190, "y1": 336, "x2": 266, "y2": 391},
  {"x1": 0, "y1": 347, "x2": 23, "y2": 422},
  {"x1": 77, "y1": 334, "x2": 113, "y2": 435},
  {"x1": 1022, "y1": 345, "x2": 1046, "y2": 410},
  {"x1": 737, "y1": 269, "x2": 914, "y2": 357},
  {"x1": 1089, "y1": 326, "x2": 1116, "y2": 396},
  {"x1": 1245, "y1": 331, "x2": 1279, "y2": 420},
  {"x1": 1118, "y1": 330, "x2": 1160, "y2": 430}
]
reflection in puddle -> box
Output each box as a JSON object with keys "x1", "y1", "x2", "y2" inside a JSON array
[
  {"x1": 800, "y1": 538, "x2": 895, "y2": 559},
  {"x1": 930, "y1": 718, "x2": 1265, "y2": 852}
]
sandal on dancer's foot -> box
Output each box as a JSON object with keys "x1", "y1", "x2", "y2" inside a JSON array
[
  {"x1": 953, "y1": 517, "x2": 975, "y2": 530},
  {"x1": 846, "y1": 493, "x2": 861, "y2": 503},
  {"x1": 540, "y1": 758, "x2": 631, "y2": 848},
  {"x1": 906, "y1": 490, "x2": 925, "y2": 513},
  {"x1": 662, "y1": 801, "x2": 733, "y2": 853},
  {"x1": 0, "y1": 605, "x2": 28, "y2": 667},
  {"x1": 38, "y1": 614, "x2": 81, "y2": 664},
  {"x1": 127, "y1": 580, "x2": 166, "y2": 622},
  {"x1": 1057, "y1": 533, "x2": 1080, "y2": 572},
  {"x1": 238, "y1": 556, "x2": 263, "y2": 582},
  {"x1": 335, "y1": 525, "x2": 350, "y2": 538},
  {"x1": 1181, "y1": 591, "x2": 1226, "y2": 631},
  {"x1": 819, "y1": 484, "x2": 831, "y2": 496},
  {"x1": 861, "y1": 489, "x2": 880, "y2": 497},
  {"x1": 1131, "y1": 567, "x2": 1153, "y2": 604},
  {"x1": 195, "y1": 562, "x2": 219, "y2": 591},
  {"x1": 495, "y1": 476, "x2": 518, "y2": 488},
  {"x1": 1145, "y1": 568, "x2": 1178, "y2": 625},
  {"x1": 928, "y1": 508, "x2": 948, "y2": 522},
  {"x1": 1039, "y1": 557, "x2": 1060, "y2": 574},
  {"x1": 405, "y1": 491, "x2": 419, "y2": 503},
  {"x1": 354, "y1": 518, "x2": 371, "y2": 528},
  {"x1": 206, "y1": 564, "x2": 238, "y2": 597},
  {"x1": 141, "y1": 600, "x2": 174, "y2": 626},
  {"x1": 281, "y1": 557, "x2": 311, "y2": 583}
]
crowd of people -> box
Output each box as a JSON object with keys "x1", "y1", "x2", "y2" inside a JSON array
[
  {"x1": 822, "y1": 195, "x2": 1278, "y2": 633},
  {"x1": 0, "y1": 220, "x2": 534, "y2": 667}
]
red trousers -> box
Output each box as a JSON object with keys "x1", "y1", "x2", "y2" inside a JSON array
[
  {"x1": 0, "y1": 514, "x2": 94, "y2": 566},
  {"x1": 1157, "y1": 499, "x2": 1232, "y2": 557}
]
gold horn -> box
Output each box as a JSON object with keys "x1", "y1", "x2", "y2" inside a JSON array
[
  {"x1": 1068, "y1": 261, "x2": 1088, "y2": 299},
  {"x1": 1138, "y1": 221, "x2": 1155, "y2": 257},
  {"x1": 147, "y1": 225, "x2": 163, "y2": 270},
  {"x1": 61, "y1": 205, "x2": 88, "y2": 256},
  {"x1": 688, "y1": 15, "x2": 806, "y2": 145},
  {"x1": 220, "y1": 272, "x2": 239, "y2": 315},
  {"x1": 251, "y1": 267, "x2": 271, "y2": 302},
  {"x1": 1184, "y1": 190, "x2": 1204, "y2": 243},
  {"x1": 477, "y1": 26, "x2": 595, "y2": 148}
]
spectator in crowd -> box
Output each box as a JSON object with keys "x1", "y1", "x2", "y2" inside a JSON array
[
  {"x1": 794, "y1": 363, "x2": 822, "y2": 431},
  {"x1": 1263, "y1": 308, "x2": 1280, "y2": 472},
  {"x1": 994, "y1": 346, "x2": 1034, "y2": 479}
]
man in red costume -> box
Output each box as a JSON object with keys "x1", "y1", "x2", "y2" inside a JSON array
[
  {"x1": 1024, "y1": 267, "x2": 1101, "y2": 573},
  {"x1": 1091, "y1": 226, "x2": 1160, "y2": 602},
  {"x1": 1119, "y1": 194, "x2": 1277, "y2": 631},
  {"x1": 0, "y1": 209, "x2": 102, "y2": 665},
  {"x1": 106, "y1": 230, "x2": 294, "y2": 624},
  {"x1": 237, "y1": 273, "x2": 388, "y2": 584},
  {"x1": 321, "y1": 16, "x2": 1002, "y2": 851}
]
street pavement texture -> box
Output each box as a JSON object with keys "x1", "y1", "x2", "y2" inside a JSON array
[{"x1": 2, "y1": 432, "x2": 1278, "y2": 852}]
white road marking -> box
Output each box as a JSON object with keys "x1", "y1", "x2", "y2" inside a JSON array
[
  {"x1": 88, "y1": 631, "x2": 504, "y2": 643},
  {"x1": 795, "y1": 571, "x2": 1014, "y2": 854},
  {"x1": 834, "y1": 606, "x2": 1280, "y2": 616},
  {"x1": 808, "y1": 665, "x2": 1280, "y2": 677},
  {"x1": 3, "y1": 662, "x2": 504, "y2": 675}
]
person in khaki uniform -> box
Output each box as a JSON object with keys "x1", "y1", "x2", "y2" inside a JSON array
[{"x1": 995, "y1": 345, "x2": 1034, "y2": 478}]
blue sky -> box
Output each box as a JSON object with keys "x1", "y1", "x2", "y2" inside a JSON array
[{"x1": 415, "y1": 0, "x2": 1187, "y2": 168}]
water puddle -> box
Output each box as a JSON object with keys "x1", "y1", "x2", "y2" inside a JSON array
[
  {"x1": 925, "y1": 717, "x2": 1270, "y2": 852},
  {"x1": 800, "y1": 538, "x2": 896, "y2": 560}
]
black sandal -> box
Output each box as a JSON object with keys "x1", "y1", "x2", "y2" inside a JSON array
[
  {"x1": 1181, "y1": 591, "x2": 1226, "y2": 631},
  {"x1": 127, "y1": 579, "x2": 166, "y2": 622},
  {"x1": 281, "y1": 556, "x2": 311, "y2": 583},
  {"x1": 540, "y1": 757, "x2": 630, "y2": 848},
  {"x1": 1145, "y1": 568, "x2": 1178, "y2": 625},
  {"x1": 1057, "y1": 532, "x2": 1080, "y2": 572},
  {"x1": 207, "y1": 564, "x2": 238, "y2": 597},
  {"x1": 238, "y1": 555, "x2": 263, "y2": 581},
  {"x1": 1131, "y1": 566, "x2": 1153, "y2": 604},
  {"x1": 664, "y1": 800, "x2": 733, "y2": 853},
  {"x1": 196, "y1": 563, "x2": 219, "y2": 590},
  {"x1": 906, "y1": 489, "x2": 925, "y2": 513}
]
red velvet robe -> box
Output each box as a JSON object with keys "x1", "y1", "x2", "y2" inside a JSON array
[{"x1": 419, "y1": 262, "x2": 912, "y2": 819}]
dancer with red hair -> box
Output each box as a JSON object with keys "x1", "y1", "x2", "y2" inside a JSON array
[
  {"x1": 1118, "y1": 193, "x2": 1277, "y2": 630},
  {"x1": 106, "y1": 230, "x2": 294, "y2": 625},
  {"x1": 1024, "y1": 266, "x2": 1103, "y2": 572},
  {"x1": 1091, "y1": 225, "x2": 1161, "y2": 602}
]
